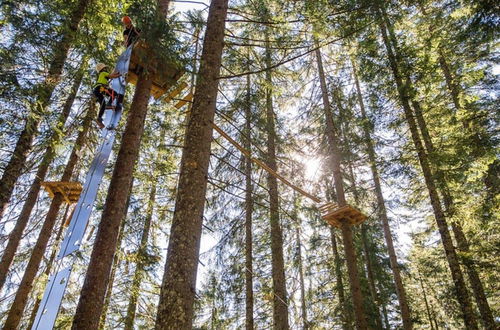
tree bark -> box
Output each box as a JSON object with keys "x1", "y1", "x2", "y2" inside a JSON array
[
  {"x1": 377, "y1": 8, "x2": 478, "y2": 329},
  {"x1": 244, "y1": 72, "x2": 254, "y2": 330},
  {"x1": 337, "y1": 80, "x2": 383, "y2": 330},
  {"x1": 412, "y1": 100, "x2": 495, "y2": 329},
  {"x1": 359, "y1": 224, "x2": 382, "y2": 329},
  {"x1": 0, "y1": 65, "x2": 85, "y2": 293},
  {"x1": 329, "y1": 227, "x2": 352, "y2": 330},
  {"x1": 26, "y1": 204, "x2": 72, "y2": 329},
  {"x1": 351, "y1": 57, "x2": 412, "y2": 329},
  {"x1": 99, "y1": 179, "x2": 134, "y2": 329},
  {"x1": 290, "y1": 194, "x2": 308, "y2": 330},
  {"x1": 71, "y1": 72, "x2": 153, "y2": 329},
  {"x1": 315, "y1": 47, "x2": 367, "y2": 329},
  {"x1": 124, "y1": 181, "x2": 157, "y2": 329},
  {"x1": 0, "y1": 0, "x2": 91, "y2": 219},
  {"x1": 3, "y1": 99, "x2": 95, "y2": 329},
  {"x1": 418, "y1": 271, "x2": 435, "y2": 330},
  {"x1": 437, "y1": 51, "x2": 462, "y2": 112},
  {"x1": 263, "y1": 31, "x2": 290, "y2": 330},
  {"x1": 154, "y1": 0, "x2": 228, "y2": 328},
  {"x1": 295, "y1": 218, "x2": 308, "y2": 329}
]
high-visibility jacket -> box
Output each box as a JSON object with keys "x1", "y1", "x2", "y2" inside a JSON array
[{"x1": 94, "y1": 71, "x2": 110, "y2": 88}]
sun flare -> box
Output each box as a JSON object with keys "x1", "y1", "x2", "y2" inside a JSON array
[{"x1": 304, "y1": 157, "x2": 322, "y2": 181}]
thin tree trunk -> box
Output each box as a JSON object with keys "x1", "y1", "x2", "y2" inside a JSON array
[
  {"x1": 124, "y1": 182, "x2": 157, "y2": 329},
  {"x1": 437, "y1": 51, "x2": 462, "y2": 112},
  {"x1": 0, "y1": 0, "x2": 91, "y2": 219},
  {"x1": 337, "y1": 82, "x2": 383, "y2": 330},
  {"x1": 418, "y1": 271, "x2": 435, "y2": 330},
  {"x1": 315, "y1": 47, "x2": 367, "y2": 329},
  {"x1": 291, "y1": 194, "x2": 308, "y2": 330},
  {"x1": 412, "y1": 100, "x2": 495, "y2": 329},
  {"x1": 0, "y1": 65, "x2": 85, "y2": 293},
  {"x1": 3, "y1": 100, "x2": 95, "y2": 329},
  {"x1": 351, "y1": 57, "x2": 413, "y2": 329},
  {"x1": 123, "y1": 120, "x2": 168, "y2": 329},
  {"x1": 154, "y1": 0, "x2": 228, "y2": 328},
  {"x1": 26, "y1": 204, "x2": 72, "y2": 329},
  {"x1": 377, "y1": 7, "x2": 478, "y2": 328},
  {"x1": 71, "y1": 73, "x2": 153, "y2": 329},
  {"x1": 359, "y1": 224, "x2": 382, "y2": 329},
  {"x1": 99, "y1": 178, "x2": 135, "y2": 329},
  {"x1": 295, "y1": 221, "x2": 308, "y2": 329},
  {"x1": 329, "y1": 227, "x2": 352, "y2": 330},
  {"x1": 244, "y1": 71, "x2": 254, "y2": 330},
  {"x1": 263, "y1": 31, "x2": 290, "y2": 330}
]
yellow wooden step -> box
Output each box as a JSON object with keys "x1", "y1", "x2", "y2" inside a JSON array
[{"x1": 41, "y1": 181, "x2": 83, "y2": 204}]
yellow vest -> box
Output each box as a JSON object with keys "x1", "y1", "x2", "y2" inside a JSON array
[{"x1": 94, "y1": 71, "x2": 109, "y2": 88}]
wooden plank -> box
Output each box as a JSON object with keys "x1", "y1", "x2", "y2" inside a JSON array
[
  {"x1": 321, "y1": 204, "x2": 367, "y2": 227},
  {"x1": 165, "y1": 82, "x2": 188, "y2": 102},
  {"x1": 41, "y1": 182, "x2": 82, "y2": 204},
  {"x1": 174, "y1": 92, "x2": 194, "y2": 109}
]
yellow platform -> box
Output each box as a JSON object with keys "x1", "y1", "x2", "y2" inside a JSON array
[
  {"x1": 126, "y1": 41, "x2": 185, "y2": 99},
  {"x1": 319, "y1": 202, "x2": 367, "y2": 227},
  {"x1": 41, "y1": 181, "x2": 82, "y2": 204}
]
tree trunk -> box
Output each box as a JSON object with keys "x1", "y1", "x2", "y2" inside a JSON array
[
  {"x1": 0, "y1": 65, "x2": 85, "y2": 293},
  {"x1": 359, "y1": 225, "x2": 382, "y2": 329},
  {"x1": 71, "y1": 71, "x2": 153, "y2": 329},
  {"x1": 351, "y1": 57, "x2": 413, "y2": 329},
  {"x1": 3, "y1": 100, "x2": 95, "y2": 329},
  {"x1": 0, "y1": 0, "x2": 91, "y2": 219},
  {"x1": 296, "y1": 222, "x2": 308, "y2": 330},
  {"x1": 315, "y1": 47, "x2": 367, "y2": 329},
  {"x1": 377, "y1": 8, "x2": 478, "y2": 329},
  {"x1": 263, "y1": 31, "x2": 290, "y2": 330},
  {"x1": 418, "y1": 271, "x2": 435, "y2": 330},
  {"x1": 124, "y1": 182, "x2": 157, "y2": 329},
  {"x1": 329, "y1": 228, "x2": 352, "y2": 330},
  {"x1": 437, "y1": 51, "x2": 462, "y2": 112},
  {"x1": 244, "y1": 72, "x2": 254, "y2": 330},
  {"x1": 99, "y1": 179, "x2": 134, "y2": 329},
  {"x1": 412, "y1": 100, "x2": 495, "y2": 329},
  {"x1": 154, "y1": 0, "x2": 228, "y2": 328},
  {"x1": 26, "y1": 204, "x2": 72, "y2": 329},
  {"x1": 337, "y1": 81, "x2": 383, "y2": 330},
  {"x1": 291, "y1": 194, "x2": 308, "y2": 330}
]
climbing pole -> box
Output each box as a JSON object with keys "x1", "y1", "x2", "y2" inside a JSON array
[{"x1": 31, "y1": 46, "x2": 133, "y2": 330}]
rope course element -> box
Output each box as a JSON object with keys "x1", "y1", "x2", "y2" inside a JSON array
[{"x1": 31, "y1": 44, "x2": 185, "y2": 330}]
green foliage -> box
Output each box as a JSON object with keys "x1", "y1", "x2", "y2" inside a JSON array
[{"x1": 0, "y1": 0, "x2": 497, "y2": 328}]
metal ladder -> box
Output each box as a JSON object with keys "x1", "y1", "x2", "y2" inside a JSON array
[{"x1": 31, "y1": 46, "x2": 133, "y2": 330}]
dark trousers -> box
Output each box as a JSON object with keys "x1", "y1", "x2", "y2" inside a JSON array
[
  {"x1": 93, "y1": 86, "x2": 124, "y2": 120},
  {"x1": 93, "y1": 86, "x2": 107, "y2": 120}
]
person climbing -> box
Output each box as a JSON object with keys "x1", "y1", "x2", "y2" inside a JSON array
[
  {"x1": 122, "y1": 16, "x2": 141, "y2": 48},
  {"x1": 93, "y1": 63, "x2": 121, "y2": 129}
]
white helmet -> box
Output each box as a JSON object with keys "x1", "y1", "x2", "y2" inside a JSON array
[{"x1": 95, "y1": 63, "x2": 108, "y2": 72}]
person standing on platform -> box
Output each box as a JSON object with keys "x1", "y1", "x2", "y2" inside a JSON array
[{"x1": 122, "y1": 16, "x2": 141, "y2": 48}]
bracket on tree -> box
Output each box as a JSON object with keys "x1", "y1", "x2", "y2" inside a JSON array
[{"x1": 41, "y1": 181, "x2": 82, "y2": 204}]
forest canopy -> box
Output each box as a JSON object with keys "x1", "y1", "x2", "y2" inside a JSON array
[{"x1": 0, "y1": 0, "x2": 498, "y2": 329}]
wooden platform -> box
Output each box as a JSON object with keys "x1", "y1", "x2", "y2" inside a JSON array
[
  {"x1": 174, "y1": 92, "x2": 193, "y2": 109},
  {"x1": 41, "y1": 181, "x2": 82, "y2": 204},
  {"x1": 126, "y1": 41, "x2": 185, "y2": 99},
  {"x1": 319, "y1": 202, "x2": 367, "y2": 227}
]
